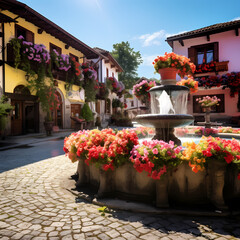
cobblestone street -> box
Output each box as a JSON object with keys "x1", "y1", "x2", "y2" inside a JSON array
[{"x1": 0, "y1": 155, "x2": 240, "y2": 240}]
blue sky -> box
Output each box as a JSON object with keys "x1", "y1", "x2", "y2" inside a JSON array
[{"x1": 19, "y1": 0, "x2": 240, "y2": 80}]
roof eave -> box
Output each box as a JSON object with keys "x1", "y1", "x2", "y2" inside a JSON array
[
  {"x1": 166, "y1": 23, "x2": 240, "y2": 44},
  {"x1": 0, "y1": 0, "x2": 100, "y2": 59}
]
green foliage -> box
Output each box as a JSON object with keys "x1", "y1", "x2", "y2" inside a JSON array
[
  {"x1": 0, "y1": 95, "x2": 13, "y2": 131},
  {"x1": 81, "y1": 103, "x2": 94, "y2": 122},
  {"x1": 10, "y1": 38, "x2": 21, "y2": 68},
  {"x1": 0, "y1": 95, "x2": 13, "y2": 117},
  {"x1": 111, "y1": 41, "x2": 143, "y2": 89},
  {"x1": 82, "y1": 78, "x2": 97, "y2": 102},
  {"x1": 98, "y1": 206, "x2": 110, "y2": 216},
  {"x1": 112, "y1": 98, "x2": 123, "y2": 108}
]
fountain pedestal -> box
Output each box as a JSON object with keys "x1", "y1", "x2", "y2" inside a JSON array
[{"x1": 153, "y1": 128, "x2": 181, "y2": 146}]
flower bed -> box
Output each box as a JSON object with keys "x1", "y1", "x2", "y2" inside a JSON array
[
  {"x1": 174, "y1": 126, "x2": 240, "y2": 137},
  {"x1": 64, "y1": 128, "x2": 240, "y2": 209}
]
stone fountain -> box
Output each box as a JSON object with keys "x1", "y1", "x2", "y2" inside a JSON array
[{"x1": 135, "y1": 76, "x2": 194, "y2": 145}]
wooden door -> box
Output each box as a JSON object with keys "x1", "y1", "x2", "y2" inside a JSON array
[
  {"x1": 11, "y1": 100, "x2": 23, "y2": 135},
  {"x1": 71, "y1": 104, "x2": 81, "y2": 128},
  {"x1": 53, "y1": 92, "x2": 63, "y2": 128}
]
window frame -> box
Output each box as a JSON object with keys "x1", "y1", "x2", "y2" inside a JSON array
[
  {"x1": 188, "y1": 42, "x2": 219, "y2": 66},
  {"x1": 49, "y1": 43, "x2": 62, "y2": 55},
  {"x1": 15, "y1": 24, "x2": 34, "y2": 43},
  {"x1": 193, "y1": 94, "x2": 225, "y2": 113}
]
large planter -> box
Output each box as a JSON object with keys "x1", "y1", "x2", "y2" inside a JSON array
[
  {"x1": 73, "y1": 160, "x2": 240, "y2": 210},
  {"x1": 207, "y1": 159, "x2": 228, "y2": 210},
  {"x1": 44, "y1": 121, "x2": 54, "y2": 136},
  {"x1": 156, "y1": 175, "x2": 169, "y2": 208},
  {"x1": 158, "y1": 67, "x2": 178, "y2": 84}
]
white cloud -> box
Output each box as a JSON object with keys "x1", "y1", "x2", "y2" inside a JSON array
[
  {"x1": 166, "y1": 30, "x2": 189, "y2": 38},
  {"x1": 232, "y1": 17, "x2": 240, "y2": 21},
  {"x1": 141, "y1": 55, "x2": 159, "y2": 66},
  {"x1": 139, "y1": 30, "x2": 168, "y2": 47}
]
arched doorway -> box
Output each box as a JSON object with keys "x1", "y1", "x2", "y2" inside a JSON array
[
  {"x1": 9, "y1": 85, "x2": 39, "y2": 135},
  {"x1": 53, "y1": 91, "x2": 63, "y2": 128}
]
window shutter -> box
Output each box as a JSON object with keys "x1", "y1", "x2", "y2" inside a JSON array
[
  {"x1": 26, "y1": 30, "x2": 34, "y2": 43},
  {"x1": 188, "y1": 47, "x2": 197, "y2": 64},
  {"x1": 213, "y1": 42, "x2": 219, "y2": 62}
]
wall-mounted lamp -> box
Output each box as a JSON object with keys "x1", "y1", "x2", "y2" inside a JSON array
[
  {"x1": 38, "y1": 28, "x2": 43, "y2": 34},
  {"x1": 25, "y1": 74, "x2": 30, "y2": 81}
]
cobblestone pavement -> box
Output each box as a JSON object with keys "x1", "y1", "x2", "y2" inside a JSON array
[{"x1": 0, "y1": 155, "x2": 240, "y2": 240}]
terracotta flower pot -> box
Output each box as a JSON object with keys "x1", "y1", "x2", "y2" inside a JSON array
[
  {"x1": 158, "y1": 68, "x2": 178, "y2": 80},
  {"x1": 44, "y1": 121, "x2": 54, "y2": 136}
]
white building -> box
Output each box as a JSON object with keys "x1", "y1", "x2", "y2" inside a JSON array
[{"x1": 91, "y1": 47, "x2": 123, "y2": 127}]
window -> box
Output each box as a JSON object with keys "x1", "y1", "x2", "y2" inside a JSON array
[
  {"x1": 50, "y1": 43, "x2": 62, "y2": 55},
  {"x1": 131, "y1": 101, "x2": 134, "y2": 107},
  {"x1": 112, "y1": 72, "x2": 114, "y2": 77},
  {"x1": 69, "y1": 53, "x2": 79, "y2": 62},
  {"x1": 106, "y1": 68, "x2": 109, "y2": 78},
  {"x1": 188, "y1": 42, "x2": 219, "y2": 66},
  {"x1": 15, "y1": 24, "x2": 34, "y2": 43},
  {"x1": 193, "y1": 94, "x2": 224, "y2": 113}
]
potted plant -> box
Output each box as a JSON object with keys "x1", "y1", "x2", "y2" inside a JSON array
[
  {"x1": 176, "y1": 76, "x2": 198, "y2": 93},
  {"x1": 106, "y1": 77, "x2": 125, "y2": 98},
  {"x1": 133, "y1": 80, "x2": 156, "y2": 108},
  {"x1": 196, "y1": 95, "x2": 221, "y2": 128},
  {"x1": 153, "y1": 52, "x2": 196, "y2": 79},
  {"x1": 81, "y1": 103, "x2": 94, "y2": 129}
]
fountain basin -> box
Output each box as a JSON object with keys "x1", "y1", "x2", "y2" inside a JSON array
[
  {"x1": 135, "y1": 114, "x2": 194, "y2": 129},
  {"x1": 76, "y1": 160, "x2": 240, "y2": 211}
]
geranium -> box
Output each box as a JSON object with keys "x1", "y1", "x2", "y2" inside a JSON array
[
  {"x1": 153, "y1": 52, "x2": 196, "y2": 78},
  {"x1": 174, "y1": 127, "x2": 189, "y2": 137},
  {"x1": 196, "y1": 95, "x2": 220, "y2": 108},
  {"x1": 176, "y1": 76, "x2": 198, "y2": 93},
  {"x1": 195, "y1": 72, "x2": 240, "y2": 97},
  {"x1": 82, "y1": 62, "x2": 97, "y2": 81},
  {"x1": 195, "y1": 61, "x2": 216, "y2": 73},
  {"x1": 194, "y1": 127, "x2": 218, "y2": 136},
  {"x1": 106, "y1": 77, "x2": 125, "y2": 97},
  {"x1": 182, "y1": 136, "x2": 240, "y2": 176},
  {"x1": 130, "y1": 140, "x2": 182, "y2": 180},
  {"x1": 133, "y1": 80, "x2": 156, "y2": 104},
  {"x1": 64, "y1": 128, "x2": 139, "y2": 171},
  {"x1": 218, "y1": 127, "x2": 240, "y2": 134},
  {"x1": 70, "y1": 57, "x2": 84, "y2": 81}
]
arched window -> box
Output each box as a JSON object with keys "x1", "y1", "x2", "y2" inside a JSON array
[{"x1": 14, "y1": 85, "x2": 31, "y2": 95}]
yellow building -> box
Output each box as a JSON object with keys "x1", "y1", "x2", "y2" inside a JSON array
[{"x1": 0, "y1": 0, "x2": 99, "y2": 135}]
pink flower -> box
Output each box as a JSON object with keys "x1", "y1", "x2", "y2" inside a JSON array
[{"x1": 152, "y1": 148, "x2": 158, "y2": 154}]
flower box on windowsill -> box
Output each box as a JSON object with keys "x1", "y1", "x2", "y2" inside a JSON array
[{"x1": 215, "y1": 61, "x2": 229, "y2": 72}]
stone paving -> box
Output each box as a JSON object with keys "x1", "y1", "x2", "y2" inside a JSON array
[{"x1": 0, "y1": 155, "x2": 240, "y2": 240}]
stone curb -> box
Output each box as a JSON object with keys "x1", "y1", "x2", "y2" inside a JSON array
[{"x1": 67, "y1": 188, "x2": 240, "y2": 218}]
